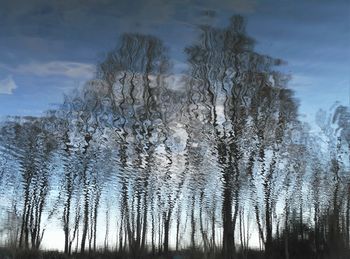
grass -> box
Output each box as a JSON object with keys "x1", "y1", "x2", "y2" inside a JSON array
[{"x1": 1, "y1": 246, "x2": 349, "y2": 259}]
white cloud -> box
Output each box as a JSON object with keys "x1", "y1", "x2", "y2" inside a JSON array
[
  {"x1": 16, "y1": 61, "x2": 95, "y2": 79},
  {"x1": 0, "y1": 75, "x2": 17, "y2": 94},
  {"x1": 0, "y1": 61, "x2": 95, "y2": 79}
]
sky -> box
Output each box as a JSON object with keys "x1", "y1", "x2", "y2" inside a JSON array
[{"x1": 0, "y1": 0, "x2": 349, "y2": 127}]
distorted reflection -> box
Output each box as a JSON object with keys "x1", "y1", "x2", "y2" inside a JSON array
[{"x1": 0, "y1": 4, "x2": 349, "y2": 259}]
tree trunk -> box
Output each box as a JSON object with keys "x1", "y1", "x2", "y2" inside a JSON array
[
  {"x1": 80, "y1": 188, "x2": 89, "y2": 253},
  {"x1": 222, "y1": 173, "x2": 234, "y2": 259},
  {"x1": 163, "y1": 217, "x2": 170, "y2": 254}
]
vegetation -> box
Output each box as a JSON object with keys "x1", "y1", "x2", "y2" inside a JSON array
[{"x1": 0, "y1": 16, "x2": 349, "y2": 259}]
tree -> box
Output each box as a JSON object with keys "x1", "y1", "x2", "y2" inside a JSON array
[
  {"x1": 185, "y1": 15, "x2": 298, "y2": 258},
  {"x1": 0, "y1": 117, "x2": 57, "y2": 249}
]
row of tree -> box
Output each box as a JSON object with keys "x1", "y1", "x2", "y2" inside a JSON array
[{"x1": 0, "y1": 16, "x2": 349, "y2": 259}]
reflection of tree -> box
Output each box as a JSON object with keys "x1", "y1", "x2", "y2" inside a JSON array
[
  {"x1": 97, "y1": 33, "x2": 186, "y2": 255},
  {"x1": 315, "y1": 106, "x2": 350, "y2": 257},
  {"x1": 0, "y1": 117, "x2": 57, "y2": 250},
  {"x1": 185, "y1": 15, "x2": 298, "y2": 258}
]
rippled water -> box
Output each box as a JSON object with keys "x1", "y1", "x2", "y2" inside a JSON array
[{"x1": 0, "y1": 1, "x2": 349, "y2": 259}]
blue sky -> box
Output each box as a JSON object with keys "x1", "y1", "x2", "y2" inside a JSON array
[{"x1": 0, "y1": 0, "x2": 349, "y2": 126}]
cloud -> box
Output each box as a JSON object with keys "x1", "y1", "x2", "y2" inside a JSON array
[
  {"x1": 0, "y1": 61, "x2": 95, "y2": 80},
  {"x1": 0, "y1": 75, "x2": 17, "y2": 94},
  {"x1": 15, "y1": 61, "x2": 95, "y2": 79}
]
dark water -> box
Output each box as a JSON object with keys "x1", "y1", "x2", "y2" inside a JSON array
[{"x1": 0, "y1": 1, "x2": 349, "y2": 259}]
